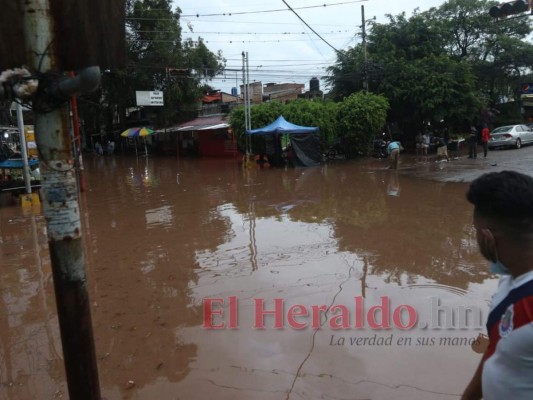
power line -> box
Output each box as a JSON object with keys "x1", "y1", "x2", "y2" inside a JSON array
[
  {"x1": 225, "y1": 62, "x2": 332, "y2": 67},
  {"x1": 224, "y1": 58, "x2": 335, "y2": 61},
  {"x1": 132, "y1": 37, "x2": 353, "y2": 44},
  {"x1": 202, "y1": 37, "x2": 353, "y2": 44},
  {"x1": 179, "y1": 18, "x2": 352, "y2": 27},
  {"x1": 124, "y1": 64, "x2": 328, "y2": 78},
  {"x1": 136, "y1": 17, "x2": 353, "y2": 27},
  {"x1": 130, "y1": 65, "x2": 328, "y2": 74},
  {"x1": 281, "y1": 0, "x2": 341, "y2": 53},
  {"x1": 179, "y1": 0, "x2": 368, "y2": 18},
  {"x1": 136, "y1": 29, "x2": 351, "y2": 35}
]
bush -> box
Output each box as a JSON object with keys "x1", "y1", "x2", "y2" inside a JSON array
[{"x1": 337, "y1": 92, "x2": 389, "y2": 157}]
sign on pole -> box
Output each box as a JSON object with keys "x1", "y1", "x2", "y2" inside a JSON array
[
  {"x1": 136, "y1": 91, "x2": 164, "y2": 106},
  {"x1": 25, "y1": 125, "x2": 38, "y2": 157}
]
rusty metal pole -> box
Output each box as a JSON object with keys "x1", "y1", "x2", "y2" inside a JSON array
[{"x1": 22, "y1": 1, "x2": 101, "y2": 399}]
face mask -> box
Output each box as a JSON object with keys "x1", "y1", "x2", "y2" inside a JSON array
[{"x1": 489, "y1": 260, "x2": 511, "y2": 275}]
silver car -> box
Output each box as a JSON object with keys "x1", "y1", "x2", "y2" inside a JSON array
[{"x1": 488, "y1": 125, "x2": 533, "y2": 150}]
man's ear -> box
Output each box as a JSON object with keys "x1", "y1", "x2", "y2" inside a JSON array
[
  {"x1": 479, "y1": 228, "x2": 494, "y2": 240},
  {"x1": 479, "y1": 228, "x2": 496, "y2": 244}
]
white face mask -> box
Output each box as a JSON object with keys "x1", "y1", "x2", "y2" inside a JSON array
[{"x1": 489, "y1": 260, "x2": 511, "y2": 275}]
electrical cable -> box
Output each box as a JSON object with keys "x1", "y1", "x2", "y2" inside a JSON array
[
  {"x1": 281, "y1": 0, "x2": 341, "y2": 54},
  {"x1": 125, "y1": 1, "x2": 367, "y2": 20},
  {"x1": 180, "y1": 0, "x2": 368, "y2": 18}
]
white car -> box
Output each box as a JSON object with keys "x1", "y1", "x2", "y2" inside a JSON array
[{"x1": 488, "y1": 125, "x2": 533, "y2": 150}]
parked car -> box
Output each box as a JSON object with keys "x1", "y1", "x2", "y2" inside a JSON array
[{"x1": 488, "y1": 124, "x2": 533, "y2": 150}]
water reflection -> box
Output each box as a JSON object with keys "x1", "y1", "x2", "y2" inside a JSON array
[
  {"x1": 0, "y1": 156, "x2": 498, "y2": 399},
  {"x1": 0, "y1": 210, "x2": 65, "y2": 399},
  {"x1": 387, "y1": 171, "x2": 401, "y2": 197}
]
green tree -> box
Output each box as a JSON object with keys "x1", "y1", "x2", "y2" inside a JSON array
[
  {"x1": 327, "y1": 8, "x2": 484, "y2": 137},
  {"x1": 230, "y1": 96, "x2": 387, "y2": 158},
  {"x1": 283, "y1": 99, "x2": 339, "y2": 146},
  {"x1": 336, "y1": 92, "x2": 389, "y2": 157},
  {"x1": 426, "y1": 0, "x2": 531, "y2": 62},
  {"x1": 425, "y1": 0, "x2": 533, "y2": 110},
  {"x1": 325, "y1": 46, "x2": 366, "y2": 100},
  {"x1": 325, "y1": 0, "x2": 533, "y2": 137},
  {"x1": 90, "y1": 0, "x2": 225, "y2": 135}
]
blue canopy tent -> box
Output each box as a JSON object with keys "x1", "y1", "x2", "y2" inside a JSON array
[
  {"x1": 245, "y1": 116, "x2": 321, "y2": 167},
  {"x1": 246, "y1": 116, "x2": 319, "y2": 135}
]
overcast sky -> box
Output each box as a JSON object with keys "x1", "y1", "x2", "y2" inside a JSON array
[{"x1": 174, "y1": 0, "x2": 447, "y2": 93}]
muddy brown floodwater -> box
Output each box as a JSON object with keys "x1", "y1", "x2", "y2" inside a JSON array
[{"x1": 1, "y1": 155, "x2": 501, "y2": 400}]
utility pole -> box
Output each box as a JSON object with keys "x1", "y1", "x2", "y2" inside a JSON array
[
  {"x1": 246, "y1": 52, "x2": 252, "y2": 134},
  {"x1": 242, "y1": 52, "x2": 253, "y2": 155},
  {"x1": 21, "y1": 1, "x2": 101, "y2": 399},
  {"x1": 2, "y1": 0, "x2": 123, "y2": 396},
  {"x1": 361, "y1": 5, "x2": 368, "y2": 93},
  {"x1": 242, "y1": 52, "x2": 249, "y2": 154}
]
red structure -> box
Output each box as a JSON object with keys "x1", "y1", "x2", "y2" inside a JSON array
[{"x1": 154, "y1": 115, "x2": 239, "y2": 158}]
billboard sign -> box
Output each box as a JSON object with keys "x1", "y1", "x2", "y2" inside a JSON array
[{"x1": 136, "y1": 91, "x2": 164, "y2": 106}]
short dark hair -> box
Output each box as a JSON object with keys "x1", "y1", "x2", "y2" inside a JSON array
[{"x1": 467, "y1": 171, "x2": 533, "y2": 235}]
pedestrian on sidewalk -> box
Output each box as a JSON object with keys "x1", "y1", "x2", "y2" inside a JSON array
[
  {"x1": 107, "y1": 140, "x2": 115, "y2": 155},
  {"x1": 481, "y1": 125, "x2": 490, "y2": 158},
  {"x1": 422, "y1": 131, "x2": 431, "y2": 160},
  {"x1": 468, "y1": 126, "x2": 478, "y2": 159},
  {"x1": 433, "y1": 136, "x2": 450, "y2": 162},
  {"x1": 94, "y1": 141, "x2": 103, "y2": 156},
  {"x1": 415, "y1": 132, "x2": 424, "y2": 159}
]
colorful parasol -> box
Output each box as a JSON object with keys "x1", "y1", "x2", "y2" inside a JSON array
[{"x1": 120, "y1": 127, "x2": 155, "y2": 138}]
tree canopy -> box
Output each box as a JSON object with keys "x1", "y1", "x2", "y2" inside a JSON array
[
  {"x1": 325, "y1": 0, "x2": 533, "y2": 136},
  {"x1": 87, "y1": 0, "x2": 225, "y2": 136}
]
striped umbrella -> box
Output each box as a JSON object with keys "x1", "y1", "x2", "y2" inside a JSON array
[{"x1": 120, "y1": 127, "x2": 155, "y2": 137}]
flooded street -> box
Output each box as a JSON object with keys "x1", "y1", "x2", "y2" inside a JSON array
[{"x1": 1, "y1": 155, "x2": 499, "y2": 399}]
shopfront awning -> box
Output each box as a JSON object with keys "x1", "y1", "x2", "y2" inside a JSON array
[{"x1": 155, "y1": 115, "x2": 230, "y2": 133}]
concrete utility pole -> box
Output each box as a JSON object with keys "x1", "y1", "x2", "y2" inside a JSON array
[
  {"x1": 242, "y1": 52, "x2": 253, "y2": 155},
  {"x1": 22, "y1": 1, "x2": 101, "y2": 398},
  {"x1": 361, "y1": 5, "x2": 368, "y2": 93},
  {"x1": 2, "y1": 0, "x2": 123, "y2": 394},
  {"x1": 242, "y1": 52, "x2": 249, "y2": 154},
  {"x1": 246, "y1": 52, "x2": 251, "y2": 134}
]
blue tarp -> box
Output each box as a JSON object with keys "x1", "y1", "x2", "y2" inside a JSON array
[
  {"x1": 0, "y1": 159, "x2": 39, "y2": 169},
  {"x1": 245, "y1": 116, "x2": 319, "y2": 135}
]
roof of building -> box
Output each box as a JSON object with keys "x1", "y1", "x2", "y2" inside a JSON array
[
  {"x1": 202, "y1": 93, "x2": 222, "y2": 103},
  {"x1": 202, "y1": 92, "x2": 239, "y2": 103},
  {"x1": 155, "y1": 114, "x2": 230, "y2": 133}
]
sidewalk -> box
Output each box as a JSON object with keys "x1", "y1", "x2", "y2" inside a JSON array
[{"x1": 395, "y1": 145, "x2": 533, "y2": 183}]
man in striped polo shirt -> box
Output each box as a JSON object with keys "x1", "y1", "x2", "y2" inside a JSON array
[{"x1": 462, "y1": 171, "x2": 533, "y2": 400}]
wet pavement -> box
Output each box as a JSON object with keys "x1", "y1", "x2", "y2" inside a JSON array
[
  {"x1": 2, "y1": 146, "x2": 531, "y2": 399},
  {"x1": 398, "y1": 144, "x2": 533, "y2": 182}
]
